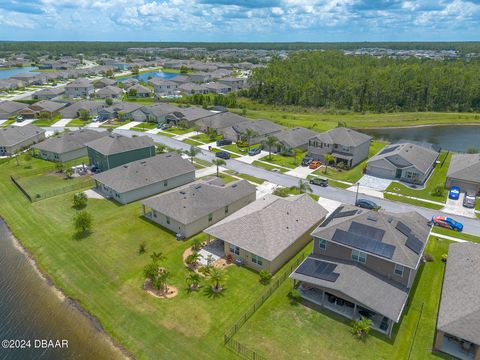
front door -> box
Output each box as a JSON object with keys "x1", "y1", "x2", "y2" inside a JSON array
[{"x1": 395, "y1": 169, "x2": 402, "y2": 179}]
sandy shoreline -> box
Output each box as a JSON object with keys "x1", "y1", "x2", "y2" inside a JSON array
[{"x1": 0, "y1": 217, "x2": 134, "y2": 360}]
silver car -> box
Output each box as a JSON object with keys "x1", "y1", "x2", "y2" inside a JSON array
[{"x1": 463, "y1": 192, "x2": 477, "y2": 208}]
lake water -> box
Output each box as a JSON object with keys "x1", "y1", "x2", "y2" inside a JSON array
[
  {"x1": 118, "y1": 70, "x2": 178, "y2": 83},
  {"x1": 0, "y1": 220, "x2": 123, "y2": 360},
  {"x1": 0, "y1": 67, "x2": 39, "y2": 80},
  {"x1": 360, "y1": 125, "x2": 480, "y2": 152}
]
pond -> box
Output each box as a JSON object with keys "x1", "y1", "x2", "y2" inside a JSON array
[
  {"x1": 0, "y1": 220, "x2": 124, "y2": 360},
  {"x1": 0, "y1": 66, "x2": 39, "y2": 80},
  {"x1": 118, "y1": 70, "x2": 178, "y2": 83},
  {"x1": 360, "y1": 125, "x2": 480, "y2": 153}
]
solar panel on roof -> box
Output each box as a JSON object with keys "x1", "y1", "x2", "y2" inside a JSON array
[
  {"x1": 395, "y1": 221, "x2": 411, "y2": 237},
  {"x1": 295, "y1": 258, "x2": 340, "y2": 282},
  {"x1": 332, "y1": 229, "x2": 395, "y2": 259},
  {"x1": 378, "y1": 145, "x2": 398, "y2": 156},
  {"x1": 405, "y1": 235, "x2": 423, "y2": 255},
  {"x1": 349, "y1": 222, "x2": 385, "y2": 241}
]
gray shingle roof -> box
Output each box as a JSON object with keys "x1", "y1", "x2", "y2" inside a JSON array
[
  {"x1": 205, "y1": 194, "x2": 327, "y2": 261},
  {"x1": 86, "y1": 134, "x2": 154, "y2": 155},
  {"x1": 195, "y1": 112, "x2": 247, "y2": 130},
  {"x1": 233, "y1": 119, "x2": 285, "y2": 137},
  {"x1": 102, "y1": 102, "x2": 144, "y2": 115},
  {"x1": 313, "y1": 127, "x2": 372, "y2": 147},
  {"x1": 92, "y1": 153, "x2": 195, "y2": 193},
  {"x1": 96, "y1": 86, "x2": 123, "y2": 96},
  {"x1": 129, "y1": 84, "x2": 151, "y2": 94},
  {"x1": 33, "y1": 87, "x2": 65, "y2": 96},
  {"x1": 59, "y1": 100, "x2": 105, "y2": 118},
  {"x1": 66, "y1": 78, "x2": 93, "y2": 88},
  {"x1": 311, "y1": 206, "x2": 430, "y2": 268},
  {"x1": 447, "y1": 153, "x2": 480, "y2": 183},
  {"x1": 0, "y1": 124, "x2": 45, "y2": 147},
  {"x1": 29, "y1": 100, "x2": 66, "y2": 113},
  {"x1": 142, "y1": 178, "x2": 256, "y2": 224},
  {"x1": 274, "y1": 127, "x2": 319, "y2": 149},
  {"x1": 32, "y1": 129, "x2": 108, "y2": 154},
  {"x1": 437, "y1": 242, "x2": 480, "y2": 344},
  {"x1": 0, "y1": 100, "x2": 29, "y2": 114},
  {"x1": 368, "y1": 142, "x2": 439, "y2": 174},
  {"x1": 173, "y1": 107, "x2": 213, "y2": 121},
  {"x1": 290, "y1": 254, "x2": 409, "y2": 322}
]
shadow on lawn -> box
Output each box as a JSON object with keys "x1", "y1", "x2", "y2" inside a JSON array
[
  {"x1": 203, "y1": 286, "x2": 227, "y2": 299},
  {"x1": 72, "y1": 230, "x2": 92, "y2": 241}
]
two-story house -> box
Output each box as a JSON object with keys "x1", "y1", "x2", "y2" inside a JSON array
[
  {"x1": 64, "y1": 78, "x2": 94, "y2": 98},
  {"x1": 308, "y1": 127, "x2": 372, "y2": 168},
  {"x1": 290, "y1": 205, "x2": 430, "y2": 337},
  {"x1": 150, "y1": 79, "x2": 178, "y2": 96}
]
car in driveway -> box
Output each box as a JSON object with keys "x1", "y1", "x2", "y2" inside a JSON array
[
  {"x1": 309, "y1": 177, "x2": 328, "y2": 187},
  {"x1": 301, "y1": 156, "x2": 313, "y2": 167},
  {"x1": 216, "y1": 139, "x2": 232, "y2": 146},
  {"x1": 157, "y1": 123, "x2": 171, "y2": 130},
  {"x1": 356, "y1": 198, "x2": 380, "y2": 210},
  {"x1": 309, "y1": 160, "x2": 321, "y2": 169},
  {"x1": 448, "y1": 186, "x2": 461, "y2": 200},
  {"x1": 463, "y1": 192, "x2": 477, "y2": 208},
  {"x1": 248, "y1": 147, "x2": 261, "y2": 156},
  {"x1": 430, "y1": 216, "x2": 463, "y2": 232},
  {"x1": 215, "y1": 151, "x2": 231, "y2": 160},
  {"x1": 15, "y1": 115, "x2": 24, "y2": 122}
]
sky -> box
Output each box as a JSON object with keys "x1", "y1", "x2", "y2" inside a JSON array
[{"x1": 0, "y1": 0, "x2": 479, "y2": 42}]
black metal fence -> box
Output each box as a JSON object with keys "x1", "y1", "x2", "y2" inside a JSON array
[
  {"x1": 223, "y1": 252, "x2": 307, "y2": 360},
  {"x1": 407, "y1": 302, "x2": 424, "y2": 360}
]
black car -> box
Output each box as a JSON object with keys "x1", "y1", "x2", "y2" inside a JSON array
[
  {"x1": 216, "y1": 139, "x2": 232, "y2": 146},
  {"x1": 355, "y1": 199, "x2": 380, "y2": 210},
  {"x1": 301, "y1": 156, "x2": 313, "y2": 167},
  {"x1": 309, "y1": 177, "x2": 328, "y2": 187},
  {"x1": 215, "y1": 151, "x2": 231, "y2": 160}
]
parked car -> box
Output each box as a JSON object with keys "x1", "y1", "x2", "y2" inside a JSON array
[
  {"x1": 248, "y1": 147, "x2": 261, "y2": 156},
  {"x1": 309, "y1": 177, "x2": 328, "y2": 187},
  {"x1": 309, "y1": 160, "x2": 321, "y2": 169},
  {"x1": 157, "y1": 123, "x2": 171, "y2": 130},
  {"x1": 463, "y1": 192, "x2": 477, "y2": 208},
  {"x1": 92, "y1": 115, "x2": 101, "y2": 122},
  {"x1": 216, "y1": 139, "x2": 232, "y2": 146},
  {"x1": 430, "y1": 216, "x2": 463, "y2": 232},
  {"x1": 215, "y1": 151, "x2": 231, "y2": 160},
  {"x1": 301, "y1": 156, "x2": 313, "y2": 167},
  {"x1": 356, "y1": 199, "x2": 380, "y2": 210},
  {"x1": 448, "y1": 186, "x2": 461, "y2": 200},
  {"x1": 15, "y1": 115, "x2": 24, "y2": 122}
]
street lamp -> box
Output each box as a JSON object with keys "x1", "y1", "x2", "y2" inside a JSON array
[{"x1": 355, "y1": 182, "x2": 360, "y2": 205}]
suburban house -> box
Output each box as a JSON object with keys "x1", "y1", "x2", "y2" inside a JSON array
[
  {"x1": 218, "y1": 76, "x2": 246, "y2": 91},
  {"x1": 0, "y1": 100, "x2": 29, "y2": 119},
  {"x1": 94, "y1": 78, "x2": 116, "y2": 88},
  {"x1": 446, "y1": 153, "x2": 480, "y2": 194},
  {"x1": 32, "y1": 87, "x2": 66, "y2": 100},
  {"x1": 266, "y1": 126, "x2": 319, "y2": 153},
  {"x1": 18, "y1": 100, "x2": 67, "y2": 119},
  {"x1": 142, "y1": 178, "x2": 256, "y2": 238},
  {"x1": 120, "y1": 78, "x2": 139, "y2": 88},
  {"x1": 189, "y1": 72, "x2": 211, "y2": 83},
  {"x1": 86, "y1": 133, "x2": 155, "y2": 172},
  {"x1": 170, "y1": 75, "x2": 190, "y2": 85},
  {"x1": 98, "y1": 102, "x2": 145, "y2": 121},
  {"x1": 194, "y1": 111, "x2": 247, "y2": 133},
  {"x1": 59, "y1": 100, "x2": 105, "y2": 119},
  {"x1": 308, "y1": 127, "x2": 372, "y2": 168},
  {"x1": 150, "y1": 79, "x2": 178, "y2": 96},
  {"x1": 434, "y1": 242, "x2": 480, "y2": 360},
  {"x1": 205, "y1": 194, "x2": 328, "y2": 274},
  {"x1": 290, "y1": 205, "x2": 430, "y2": 337},
  {"x1": 0, "y1": 124, "x2": 46, "y2": 156},
  {"x1": 92, "y1": 153, "x2": 195, "y2": 204},
  {"x1": 162, "y1": 107, "x2": 213, "y2": 127},
  {"x1": 32, "y1": 129, "x2": 108, "y2": 162},
  {"x1": 140, "y1": 103, "x2": 181, "y2": 123},
  {"x1": 178, "y1": 82, "x2": 209, "y2": 95},
  {"x1": 366, "y1": 142, "x2": 440, "y2": 184},
  {"x1": 95, "y1": 85, "x2": 123, "y2": 99},
  {"x1": 222, "y1": 119, "x2": 285, "y2": 144},
  {"x1": 204, "y1": 82, "x2": 232, "y2": 94},
  {"x1": 64, "y1": 78, "x2": 95, "y2": 98},
  {"x1": 127, "y1": 84, "x2": 151, "y2": 98}
]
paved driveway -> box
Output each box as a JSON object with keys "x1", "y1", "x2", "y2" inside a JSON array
[
  {"x1": 51, "y1": 118, "x2": 72, "y2": 127},
  {"x1": 116, "y1": 121, "x2": 142, "y2": 130},
  {"x1": 357, "y1": 175, "x2": 392, "y2": 191},
  {"x1": 442, "y1": 193, "x2": 476, "y2": 218},
  {"x1": 285, "y1": 166, "x2": 317, "y2": 179},
  {"x1": 237, "y1": 150, "x2": 268, "y2": 164},
  {"x1": 12, "y1": 119, "x2": 34, "y2": 127}
]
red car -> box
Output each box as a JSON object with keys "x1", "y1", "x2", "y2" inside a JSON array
[
  {"x1": 430, "y1": 216, "x2": 463, "y2": 232},
  {"x1": 309, "y1": 160, "x2": 321, "y2": 169}
]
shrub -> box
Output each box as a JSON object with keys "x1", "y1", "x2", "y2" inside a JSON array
[
  {"x1": 431, "y1": 185, "x2": 444, "y2": 197},
  {"x1": 191, "y1": 236, "x2": 203, "y2": 251},
  {"x1": 73, "y1": 192, "x2": 88, "y2": 209},
  {"x1": 352, "y1": 317, "x2": 373, "y2": 339},
  {"x1": 259, "y1": 270, "x2": 272, "y2": 285},
  {"x1": 138, "y1": 241, "x2": 146, "y2": 254},
  {"x1": 287, "y1": 289, "x2": 302, "y2": 305},
  {"x1": 424, "y1": 253, "x2": 435, "y2": 262}
]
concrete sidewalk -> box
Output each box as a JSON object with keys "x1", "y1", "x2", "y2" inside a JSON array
[
  {"x1": 116, "y1": 121, "x2": 142, "y2": 130},
  {"x1": 51, "y1": 118, "x2": 73, "y2": 127},
  {"x1": 12, "y1": 119, "x2": 34, "y2": 127}
]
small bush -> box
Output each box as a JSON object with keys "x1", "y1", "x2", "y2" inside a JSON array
[
  {"x1": 431, "y1": 185, "x2": 444, "y2": 197},
  {"x1": 138, "y1": 241, "x2": 146, "y2": 254},
  {"x1": 352, "y1": 317, "x2": 373, "y2": 339},
  {"x1": 287, "y1": 289, "x2": 302, "y2": 305},
  {"x1": 424, "y1": 253, "x2": 435, "y2": 262},
  {"x1": 259, "y1": 270, "x2": 272, "y2": 285}
]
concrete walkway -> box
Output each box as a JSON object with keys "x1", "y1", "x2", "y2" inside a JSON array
[
  {"x1": 442, "y1": 193, "x2": 476, "y2": 218},
  {"x1": 173, "y1": 131, "x2": 198, "y2": 141},
  {"x1": 195, "y1": 165, "x2": 225, "y2": 178},
  {"x1": 357, "y1": 175, "x2": 392, "y2": 191},
  {"x1": 116, "y1": 121, "x2": 142, "y2": 130},
  {"x1": 86, "y1": 121, "x2": 106, "y2": 128},
  {"x1": 51, "y1": 118, "x2": 73, "y2": 127},
  {"x1": 12, "y1": 119, "x2": 34, "y2": 127},
  {"x1": 237, "y1": 151, "x2": 268, "y2": 164},
  {"x1": 0, "y1": 120, "x2": 7, "y2": 126},
  {"x1": 285, "y1": 166, "x2": 317, "y2": 179}
]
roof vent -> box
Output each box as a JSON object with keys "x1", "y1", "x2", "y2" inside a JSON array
[
  {"x1": 387, "y1": 216, "x2": 393, "y2": 223},
  {"x1": 194, "y1": 185, "x2": 202, "y2": 189},
  {"x1": 367, "y1": 215, "x2": 377, "y2": 222},
  {"x1": 180, "y1": 191, "x2": 186, "y2": 195},
  {"x1": 232, "y1": 184, "x2": 237, "y2": 188}
]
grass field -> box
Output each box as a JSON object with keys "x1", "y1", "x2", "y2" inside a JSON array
[
  {"x1": 224, "y1": 170, "x2": 265, "y2": 185},
  {"x1": 66, "y1": 119, "x2": 91, "y2": 127},
  {"x1": 191, "y1": 133, "x2": 222, "y2": 143},
  {"x1": 183, "y1": 138, "x2": 203, "y2": 146},
  {"x1": 252, "y1": 160, "x2": 289, "y2": 173},
  {"x1": 0, "y1": 119, "x2": 16, "y2": 127},
  {"x1": 430, "y1": 227, "x2": 480, "y2": 243},
  {"x1": 384, "y1": 193, "x2": 444, "y2": 210},
  {"x1": 232, "y1": 236, "x2": 452, "y2": 360},
  {"x1": 0, "y1": 155, "x2": 274, "y2": 360},
  {"x1": 230, "y1": 98, "x2": 480, "y2": 131},
  {"x1": 15, "y1": 171, "x2": 93, "y2": 198},
  {"x1": 386, "y1": 152, "x2": 452, "y2": 203},
  {"x1": 259, "y1": 152, "x2": 305, "y2": 169}
]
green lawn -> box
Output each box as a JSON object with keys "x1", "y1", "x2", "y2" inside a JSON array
[
  {"x1": 386, "y1": 152, "x2": 452, "y2": 203},
  {"x1": 384, "y1": 193, "x2": 444, "y2": 210},
  {"x1": 32, "y1": 115, "x2": 61, "y2": 127},
  {"x1": 0, "y1": 119, "x2": 16, "y2": 127},
  {"x1": 132, "y1": 122, "x2": 157, "y2": 131},
  {"x1": 313, "y1": 140, "x2": 388, "y2": 184},
  {"x1": 66, "y1": 119, "x2": 92, "y2": 127},
  {"x1": 233, "y1": 236, "x2": 451, "y2": 360},
  {"x1": 100, "y1": 119, "x2": 130, "y2": 128},
  {"x1": 164, "y1": 127, "x2": 195, "y2": 135},
  {"x1": 191, "y1": 133, "x2": 222, "y2": 143},
  {"x1": 183, "y1": 138, "x2": 204, "y2": 146},
  {"x1": 0, "y1": 155, "x2": 269, "y2": 360},
  {"x1": 259, "y1": 152, "x2": 305, "y2": 169},
  {"x1": 224, "y1": 170, "x2": 265, "y2": 185},
  {"x1": 252, "y1": 161, "x2": 289, "y2": 173},
  {"x1": 211, "y1": 147, "x2": 240, "y2": 159},
  {"x1": 430, "y1": 227, "x2": 480, "y2": 243},
  {"x1": 221, "y1": 143, "x2": 256, "y2": 155}
]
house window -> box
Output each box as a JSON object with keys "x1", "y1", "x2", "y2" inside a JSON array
[
  {"x1": 229, "y1": 244, "x2": 240, "y2": 255},
  {"x1": 164, "y1": 180, "x2": 168, "y2": 187},
  {"x1": 394, "y1": 264, "x2": 404, "y2": 277},
  {"x1": 225, "y1": 205, "x2": 229, "y2": 214},
  {"x1": 351, "y1": 249, "x2": 367, "y2": 264},
  {"x1": 341, "y1": 146, "x2": 350, "y2": 153},
  {"x1": 252, "y1": 254, "x2": 263, "y2": 266},
  {"x1": 319, "y1": 239, "x2": 327, "y2": 250},
  {"x1": 208, "y1": 213, "x2": 213, "y2": 222},
  {"x1": 166, "y1": 216, "x2": 170, "y2": 224}
]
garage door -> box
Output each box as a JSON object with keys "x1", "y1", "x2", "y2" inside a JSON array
[
  {"x1": 366, "y1": 166, "x2": 394, "y2": 180},
  {"x1": 448, "y1": 179, "x2": 480, "y2": 194}
]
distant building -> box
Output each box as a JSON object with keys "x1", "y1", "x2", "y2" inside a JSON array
[
  {"x1": 64, "y1": 79, "x2": 94, "y2": 98},
  {"x1": 0, "y1": 124, "x2": 45, "y2": 156}
]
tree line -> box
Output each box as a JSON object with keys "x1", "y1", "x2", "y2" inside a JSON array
[{"x1": 245, "y1": 51, "x2": 480, "y2": 112}]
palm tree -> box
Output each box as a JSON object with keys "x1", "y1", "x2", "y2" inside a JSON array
[
  {"x1": 156, "y1": 144, "x2": 167, "y2": 154},
  {"x1": 264, "y1": 136, "x2": 278, "y2": 159},
  {"x1": 242, "y1": 128, "x2": 258, "y2": 150},
  {"x1": 297, "y1": 180, "x2": 312, "y2": 194},
  {"x1": 155, "y1": 269, "x2": 170, "y2": 293},
  {"x1": 186, "y1": 272, "x2": 201, "y2": 290},
  {"x1": 184, "y1": 146, "x2": 199, "y2": 163},
  {"x1": 208, "y1": 267, "x2": 226, "y2": 293},
  {"x1": 293, "y1": 148, "x2": 303, "y2": 165},
  {"x1": 150, "y1": 251, "x2": 166, "y2": 263},
  {"x1": 185, "y1": 252, "x2": 201, "y2": 267},
  {"x1": 212, "y1": 159, "x2": 226, "y2": 177},
  {"x1": 323, "y1": 154, "x2": 335, "y2": 174}
]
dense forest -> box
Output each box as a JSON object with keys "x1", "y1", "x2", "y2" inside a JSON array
[
  {"x1": 1, "y1": 41, "x2": 480, "y2": 55},
  {"x1": 245, "y1": 51, "x2": 480, "y2": 112}
]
